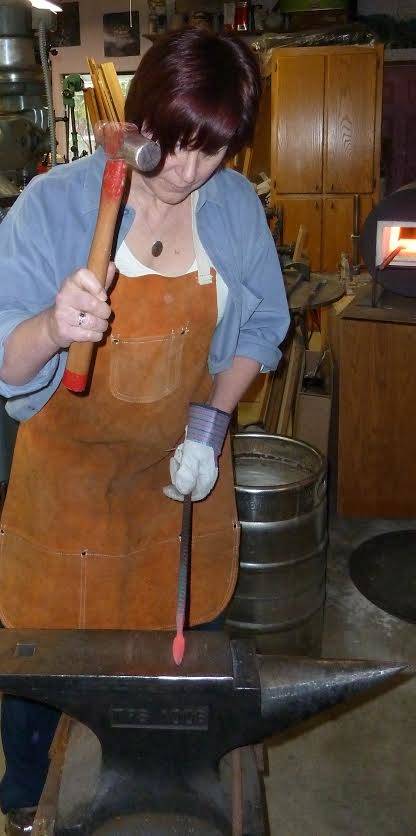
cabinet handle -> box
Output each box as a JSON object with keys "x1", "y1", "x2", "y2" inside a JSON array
[
  {"x1": 315, "y1": 184, "x2": 320, "y2": 191},
  {"x1": 315, "y1": 201, "x2": 319, "y2": 209},
  {"x1": 330, "y1": 183, "x2": 334, "y2": 191},
  {"x1": 330, "y1": 201, "x2": 335, "y2": 209}
]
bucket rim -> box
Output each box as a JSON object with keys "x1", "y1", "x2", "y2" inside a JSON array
[{"x1": 233, "y1": 433, "x2": 327, "y2": 494}]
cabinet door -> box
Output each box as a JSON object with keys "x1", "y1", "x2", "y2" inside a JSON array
[
  {"x1": 278, "y1": 197, "x2": 322, "y2": 270},
  {"x1": 272, "y1": 54, "x2": 325, "y2": 195},
  {"x1": 250, "y1": 74, "x2": 271, "y2": 181},
  {"x1": 338, "y1": 318, "x2": 416, "y2": 517},
  {"x1": 325, "y1": 51, "x2": 377, "y2": 194},
  {"x1": 322, "y1": 197, "x2": 353, "y2": 272},
  {"x1": 322, "y1": 195, "x2": 374, "y2": 272}
]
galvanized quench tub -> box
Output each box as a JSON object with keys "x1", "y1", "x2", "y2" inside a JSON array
[{"x1": 226, "y1": 433, "x2": 328, "y2": 656}]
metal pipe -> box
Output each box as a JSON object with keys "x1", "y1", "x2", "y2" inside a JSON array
[{"x1": 38, "y1": 19, "x2": 56, "y2": 166}]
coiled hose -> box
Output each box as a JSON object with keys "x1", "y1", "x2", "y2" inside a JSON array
[{"x1": 38, "y1": 19, "x2": 57, "y2": 166}]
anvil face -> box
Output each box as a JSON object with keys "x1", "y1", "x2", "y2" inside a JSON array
[
  {"x1": 0, "y1": 630, "x2": 406, "y2": 835},
  {"x1": 0, "y1": 630, "x2": 259, "y2": 758}
]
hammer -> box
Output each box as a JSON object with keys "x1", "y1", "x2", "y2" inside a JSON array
[{"x1": 62, "y1": 122, "x2": 161, "y2": 393}]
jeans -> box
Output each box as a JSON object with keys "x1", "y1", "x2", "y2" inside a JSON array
[{"x1": 0, "y1": 695, "x2": 60, "y2": 813}]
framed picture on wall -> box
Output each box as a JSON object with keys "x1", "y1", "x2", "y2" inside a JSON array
[
  {"x1": 103, "y1": 12, "x2": 140, "y2": 58},
  {"x1": 49, "y1": 2, "x2": 81, "y2": 48}
]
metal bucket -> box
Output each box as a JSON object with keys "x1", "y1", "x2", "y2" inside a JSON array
[{"x1": 226, "y1": 433, "x2": 327, "y2": 656}]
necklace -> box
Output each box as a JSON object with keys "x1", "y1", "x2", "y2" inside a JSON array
[
  {"x1": 134, "y1": 192, "x2": 191, "y2": 258},
  {"x1": 137, "y1": 203, "x2": 166, "y2": 258},
  {"x1": 151, "y1": 240, "x2": 163, "y2": 258}
]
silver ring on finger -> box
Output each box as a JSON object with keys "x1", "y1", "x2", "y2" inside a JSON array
[{"x1": 77, "y1": 310, "x2": 87, "y2": 328}]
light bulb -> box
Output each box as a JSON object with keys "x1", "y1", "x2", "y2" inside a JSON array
[{"x1": 30, "y1": 0, "x2": 63, "y2": 12}]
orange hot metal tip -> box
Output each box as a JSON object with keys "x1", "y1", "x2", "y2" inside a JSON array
[{"x1": 172, "y1": 632, "x2": 185, "y2": 666}]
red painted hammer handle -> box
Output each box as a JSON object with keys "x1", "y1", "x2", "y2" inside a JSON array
[{"x1": 63, "y1": 159, "x2": 127, "y2": 393}]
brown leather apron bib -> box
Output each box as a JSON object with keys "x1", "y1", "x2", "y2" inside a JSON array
[{"x1": 0, "y1": 267, "x2": 239, "y2": 628}]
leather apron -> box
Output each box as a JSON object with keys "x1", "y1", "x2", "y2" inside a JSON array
[{"x1": 0, "y1": 248, "x2": 239, "y2": 629}]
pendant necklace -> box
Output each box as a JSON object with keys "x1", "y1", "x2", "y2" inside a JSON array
[
  {"x1": 151, "y1": 240, "x2": 163, "y2": 258},
  {"x1": 138, "y1": 203, "x2": 167, "y2": 258}
]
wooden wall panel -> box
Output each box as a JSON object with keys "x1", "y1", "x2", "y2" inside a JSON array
[
  {"x1": 272, "y1": 54, "x2": 325, "y2": 194},
  {"x1": 325, "y1": 51, "x2": 377, "y2": 194}
]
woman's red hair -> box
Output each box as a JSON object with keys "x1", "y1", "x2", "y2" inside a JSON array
[{"x1": 125, "y1": 27, "x2": 262, "y2": 163}]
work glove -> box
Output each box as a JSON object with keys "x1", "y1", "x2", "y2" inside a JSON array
[{"x1": 163, "y1": 403, "x2": 231, "y2": 502}]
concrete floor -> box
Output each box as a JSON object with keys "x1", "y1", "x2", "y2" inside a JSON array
[
  {"x1": 0, "y1": 514, "x2": 414, "y2": 835},
  {"x1": 264, "y1": 514, "x2": 416, "y2": 836}
]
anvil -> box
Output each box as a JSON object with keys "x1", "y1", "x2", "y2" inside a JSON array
[{"x1": 0, "y1": 629, "x2": 406, "y2": 835}]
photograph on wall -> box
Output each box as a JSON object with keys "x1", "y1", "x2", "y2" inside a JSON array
[
  {"x1": 49, "y1": 2, "x2": 81, "y2": 48},
  {"x1": 103, "y1": 12, "x2": 140, "y2": 58}
]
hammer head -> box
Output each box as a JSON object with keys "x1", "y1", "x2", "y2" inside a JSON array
[{"x1": 95, "y1": 121, "x2": 161, "y2": 173}]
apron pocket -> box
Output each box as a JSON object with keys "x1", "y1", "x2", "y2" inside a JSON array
[
  {"x1": 110, "y1": 327, "x2": 189, "y2": 403},
  {"x1": 0, "y1": 528, "x2": 83, "y2": 628}
]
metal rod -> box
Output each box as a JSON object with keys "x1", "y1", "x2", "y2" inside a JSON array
[
  {"x1": 378, "y1": 245, "x2": 403, "y2": 271},
  {"x1": 172, "y1": 493, "x2": 193, "y2": 666}
]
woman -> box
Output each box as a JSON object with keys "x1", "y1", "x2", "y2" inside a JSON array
[{"x1": 0, "y1": 27, "x2": 289, "y2": 831}]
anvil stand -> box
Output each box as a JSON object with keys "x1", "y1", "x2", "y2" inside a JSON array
[{"x1": 0, "y1": 629, "x2": 406, "y2": 836}]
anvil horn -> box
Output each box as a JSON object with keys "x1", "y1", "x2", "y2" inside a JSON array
[{"x1": 257, "y1": 655, "x2": 407, "y2": 737}]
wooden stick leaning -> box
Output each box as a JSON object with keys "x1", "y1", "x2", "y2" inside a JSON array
[
  {"x1": 83, "y1": 88, "x2": 100, "y2": 131},
  {"x1": 100, "y1": 62, "x2": 125, "y2": 122},
  {"x1": 62, "y1": 158, "x2": 127, "y2": 393}
]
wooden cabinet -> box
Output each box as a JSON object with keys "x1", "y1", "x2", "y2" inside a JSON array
[
  {"x1": 321, "y1": 195, "x2": 374, "y2": 272},
  {"x1": 268, "y1": 45, "x2": 383, "y2": 271},
  {"x1": 250, "y1": 74, "x2": 271, "y2": 182},
  {"x1": 337, "y1": 302, "x2": 416, "y2": 518},
  {"x1": 272, "y1": 54, "x2": 324, "y2": 194},
  {"x1": 276, "y1": 197, "x2": 322, "y2": 270},
  {"x1": 324, "y1": 51, "x2": 378, "y2": 194}
]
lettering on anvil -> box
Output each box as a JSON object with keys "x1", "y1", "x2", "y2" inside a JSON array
[{"x1": 110, "y1": 705, "x2": 209, "y2": 730}]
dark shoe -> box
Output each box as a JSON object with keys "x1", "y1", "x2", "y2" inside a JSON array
[{"x1": 4, "y1": 807, "x2": 37, "y2": 835}]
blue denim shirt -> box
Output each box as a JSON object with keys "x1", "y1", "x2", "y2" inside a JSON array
[{"x1": 0, "y1": 149, "x2": 289, "y2": 421}]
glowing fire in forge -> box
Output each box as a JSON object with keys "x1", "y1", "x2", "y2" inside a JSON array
[{"x1": 388, "y1": 225, "x2": 416, "y2": 262}]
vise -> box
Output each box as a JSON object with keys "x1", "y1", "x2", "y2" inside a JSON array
[{"x1": 0, "y1": 629, "x2": 406, "y2": 835}]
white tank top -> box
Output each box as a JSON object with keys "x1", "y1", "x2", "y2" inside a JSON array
[{"x1": 115, "y1": 191, "x2": 228, "y2": 325}]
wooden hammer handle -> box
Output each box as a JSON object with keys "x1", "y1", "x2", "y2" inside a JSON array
[{"x1": 62, "y1": 158, "x2": 127, "y2": 393}]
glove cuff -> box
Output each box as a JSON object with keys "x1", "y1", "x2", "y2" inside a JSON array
[{"x1": 186, "y1": 402, "x2": 231, "y2": 457}]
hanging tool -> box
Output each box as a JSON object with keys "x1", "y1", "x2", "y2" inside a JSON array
[
  {"x1": 62, "y1": 73, "x2": 85, "y2": 161},
  {"x1": 62, "y1": 122, "x2": 161, "y2": 393},
  {"x1": 172, "y1": 493, "x2": 193, "y2": 666}
]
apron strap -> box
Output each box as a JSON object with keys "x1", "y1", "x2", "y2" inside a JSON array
[{"x1": 192, "y1": 192, "x2": 212, "y2": 286}]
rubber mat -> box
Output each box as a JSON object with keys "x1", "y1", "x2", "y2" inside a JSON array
[{"x1": 349, "y1": 530, "x2": 416, "y2": 624}]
